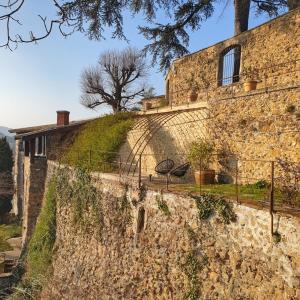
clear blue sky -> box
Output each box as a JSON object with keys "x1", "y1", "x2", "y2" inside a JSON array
[{"x1": 0, "y1": 1, "x2": 283, "y2": 129}]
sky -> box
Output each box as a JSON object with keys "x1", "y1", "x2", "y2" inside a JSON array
[{"x1": 0, "y1": 1, "x2": 284, "y2": 129}]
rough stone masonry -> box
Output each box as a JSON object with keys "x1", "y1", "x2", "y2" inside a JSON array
[{"x1": 41, "y1": 162, "x2": 300, "y2": 300}]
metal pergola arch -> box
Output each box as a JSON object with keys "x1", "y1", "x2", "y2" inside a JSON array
[{"x1": 123, "y1": 107, "x2": 209, "y2": 176}]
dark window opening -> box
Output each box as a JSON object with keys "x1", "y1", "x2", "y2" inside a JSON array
[
  {"x1": 24, "y1": 141, "x2": 30, "y2": 157},
  {"x1": 166, "y1": 80, "x2": 170, "y2": 105},
  {"x1": 137, "y1": 207, "x2": 145, "y2": 233},
  {"x1": 35, "y1": 136, "x2": 46, "y2": 157},
  {"x1": 218, "y1": 45, "x2": 241, "y2": 86}
]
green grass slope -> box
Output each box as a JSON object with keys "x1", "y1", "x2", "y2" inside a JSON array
[{"x1": 63, "y1": 112, "x2": 135, "y2": 172}]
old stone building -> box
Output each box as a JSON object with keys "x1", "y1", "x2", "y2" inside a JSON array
[
  {"x1": 120, "y1": 8, "x2": 300, "y2": 181},
  {"x1": 9, "y1": 111, "x2": 90, "y2": 244}
]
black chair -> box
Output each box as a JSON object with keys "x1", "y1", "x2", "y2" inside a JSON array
[
  {"x1": 155, "y1": 159, "x2": 175, "y2": 175},
  {"x1": 169, "y1": 163, "x2": 190, "y2": 178}
]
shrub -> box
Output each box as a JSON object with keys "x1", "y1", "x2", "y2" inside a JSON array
[
  {"x1": 0, "y1": 195, "x2": 12, "y2": 219},
  {"x1": 0, "y1": 137, "x2": 13, "y2": 173},
  {"x1": 0, "y1": 223, "x2": 21, "y2": 252},
  {"x1": 253, "y1": 180, "x2": 269, "y2": 189},
  {"x1": 156, "y1": 195, "x2": 171, "y2": 216},
  {"x1": 193, "y1": 194, "x2": 236, "y2": 224},
  {"x1": 63, "y1": 112, "x2": 135, "y2": 172},
  {"x1": 27, "y1": 179, "x2": 57, "y2": 281},
  {"x1": 188, "y1": 139, "x2": 214, "y2": 170}
]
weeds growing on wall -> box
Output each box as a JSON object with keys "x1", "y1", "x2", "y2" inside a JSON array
[
  {"x1": 112, "y1": 188, "x2": 132, "y2": 236},
  {"x1": 183, "y1": 250, "x2": 208, "y2": 300},
  {"x1": 8, "y1": 178, "x2": 58, "y2": 299},
  {"x1": 181, "y1": 194, "x2": 236, "y2": 298},
  {"x1": 193, "y1": 194, "x2": 236, "y2": 224},
  {"x1": 156, "y1": 194, "x2": 171, "y2": 216},
  {"x1": 63, "y1": 112, "x2": 135, "y2": 172},
  {"x1": 55, "y1": 167, "x2": 105, "y2": 239},
  {"x1": 27, "y1": 179, "x2": 57, "y2": 282}
]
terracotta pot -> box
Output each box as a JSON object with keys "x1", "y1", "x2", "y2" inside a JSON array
[
  {"x1": 189, "y1": 91, "x2": 198, "y2": 102},
  {"x1": 194, "y1": 170, "x2": 215, "y2": 185},
  {"x1": 145, "y1": 102, "x2": 152, "y2": 110},
  {"x1": 244, "y1": 80, "x2": 258, "y2": 92}
]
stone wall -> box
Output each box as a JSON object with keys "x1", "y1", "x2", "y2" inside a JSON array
[
  {"x1": 41, "y1": 165, "x2": 300, "y2": 299},
  {"x1": 119, "y1": 9, "x2": 300, "y2": 181},
  {"x1": 22, "y1": 157, "x2": 47, "y2": 246},
  {"x1": 166, "y1": 9, "x2": 300, "y2": 106},
  {"x1": 142, "y1": 95, "x2": 167, "y2": 111}
]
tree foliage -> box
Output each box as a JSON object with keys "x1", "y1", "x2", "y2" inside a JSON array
[
  {"x1": 81, "y1": 47, "x2": 148, "y2": 112},
  {"x1": 0, "y1": 137, "x2": 13, "y2": 173},
  {"x1": 0, "y1": 0, "x2": 295, "y2": 70}
]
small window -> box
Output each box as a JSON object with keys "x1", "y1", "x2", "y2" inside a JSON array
[
  {"x1": 166, "y1": 80, "x2": 170, "y2": 104},
  {"x1": 35, "y1": 136, "x2": 46, "y2": 157},
  {"x1": 218, "y1": 45, "x2": 241, "y2": 86},
  {"x1": 24, "y1": 141, "x2": 30, "y2": 157}
]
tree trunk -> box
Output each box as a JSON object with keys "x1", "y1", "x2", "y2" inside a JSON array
[
  {"x1": 234, "y1": 0, "x2": 251, "y2": 35},
  {"x1": 288, "y1": 0, "x2": 300, "y2": 10}
]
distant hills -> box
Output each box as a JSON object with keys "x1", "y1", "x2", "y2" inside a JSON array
[{"x1": 0, "y1": 126, "x2": 15, "y2": 150}]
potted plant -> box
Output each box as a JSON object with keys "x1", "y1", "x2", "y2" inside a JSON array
[
  {"x1": 186, "y1": 73, "x2": 199, "y2": 102},
  {"x1": 145, "y1": 102, "x2": 152, "y2": 110},
  {"x1": 242, "y1": 66, "x2": 259, "y2": 92},
  {"x1": 188, "y1": 139, "x2": 215, "y2": 185}
]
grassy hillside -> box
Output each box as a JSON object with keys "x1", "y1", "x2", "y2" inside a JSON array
[{"x1": 63, "y1": 112, "x2": 135, "y2": 172}]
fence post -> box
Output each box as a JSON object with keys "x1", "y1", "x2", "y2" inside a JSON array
[
  {"x1": 270, "y1": 161, "x2": 275, "y2": 236},
  {"x1": 138, "y1": 154, "x2": 142, "y2": 189},
  {"x1": 166, "y1": 156, "x2": 169, "y2": 191},
  {"x1": 119, "y1": 156, "x2": 122, "y2": 179},
  {"x1": 235, "y1": 159, "x2": 239, "y2": 204},
  {"x1": 89, "y1": 149, "x2": 92, "y2": 165},
  {"x1": 199, "y1": 158, "x2": 202, "y2": 196}
]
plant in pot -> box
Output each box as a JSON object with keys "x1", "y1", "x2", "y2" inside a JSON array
[
  {"x1": 186, "y1": 73, "x2": 200, "y2": 102},
  {"x1": 188, "y1": 139, "x2": 215, "y2": 185},
  {"x1": 242, "y1": 66, "x2": 259, "y2": 92}
]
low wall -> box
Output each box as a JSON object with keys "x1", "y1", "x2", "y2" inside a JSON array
[{"x1": 41, "y1": 163, "x2": 300, "y2": 299}]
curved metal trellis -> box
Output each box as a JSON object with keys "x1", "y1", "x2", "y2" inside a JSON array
[{"x1": 124, "y1": 107, "x2": 210, "y2": 176}]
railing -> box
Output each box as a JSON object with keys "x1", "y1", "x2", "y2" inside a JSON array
[{"x1": 50, "y1": 147, "x2": 300, "y2": 215}]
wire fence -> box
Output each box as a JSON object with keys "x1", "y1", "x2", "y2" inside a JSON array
[{"x1": 47, "y1": 147, "x2": 300, "y2": 216}]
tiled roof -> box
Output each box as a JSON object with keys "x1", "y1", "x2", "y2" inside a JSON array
[{"x1": 11, "y1": 119, "x2": 95, "y2": 140}]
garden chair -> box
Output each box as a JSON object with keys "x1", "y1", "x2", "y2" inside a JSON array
[
  {"x1": 155, "y1": 159, "x2": 175, "y2": 175},
  {"x1": 169, "y1": 162, "x2": 190, "y2": 178}
]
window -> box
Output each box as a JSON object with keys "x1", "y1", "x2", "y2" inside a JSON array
[
  {"x1": 218, "y1": 45, "x2": 241, "y2": 86},
  {"x1": 35, "y1": 136, "x2": 46, "y2": 157},
  {"x1": 166, "y1": 80, "x2": 170, "y2": 104},
  {"x1": 24, "y1": 141, "x2": 30, "y2": 157}
]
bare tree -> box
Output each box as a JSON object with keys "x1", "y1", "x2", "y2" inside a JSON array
[{"x1": 80, "y1": 47, "x2": 148, "y2": 113}]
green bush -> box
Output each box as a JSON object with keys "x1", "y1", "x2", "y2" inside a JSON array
[
  {"x1": 252, "y1": 180, "x2": 269, "y2": 189},
  {"x1": 0, "y1": 137, "x2": 13, "y2": 173},
  {"x1": 8, "y1": 179, "x2": 57, "y2": 299},
  {"x1": 187, "y1": 139, "x2": 214, "y2": 170},
  {"x1": 193, "y1": 193, "x2": 236, "y2": 224},
  {"x1": 27, "y1": 179, "x2": 56, "y2": 281},
  {"x1": 0, "y1": 223, "x2": 21, "y2": 252},
  {"x1": 63, "y1": 112, "x2": 135, "y2": 172}
]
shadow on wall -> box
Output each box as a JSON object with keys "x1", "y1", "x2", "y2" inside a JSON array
[{"x1": 120, "y1": 109, "x2": 210, "y2": 179}]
